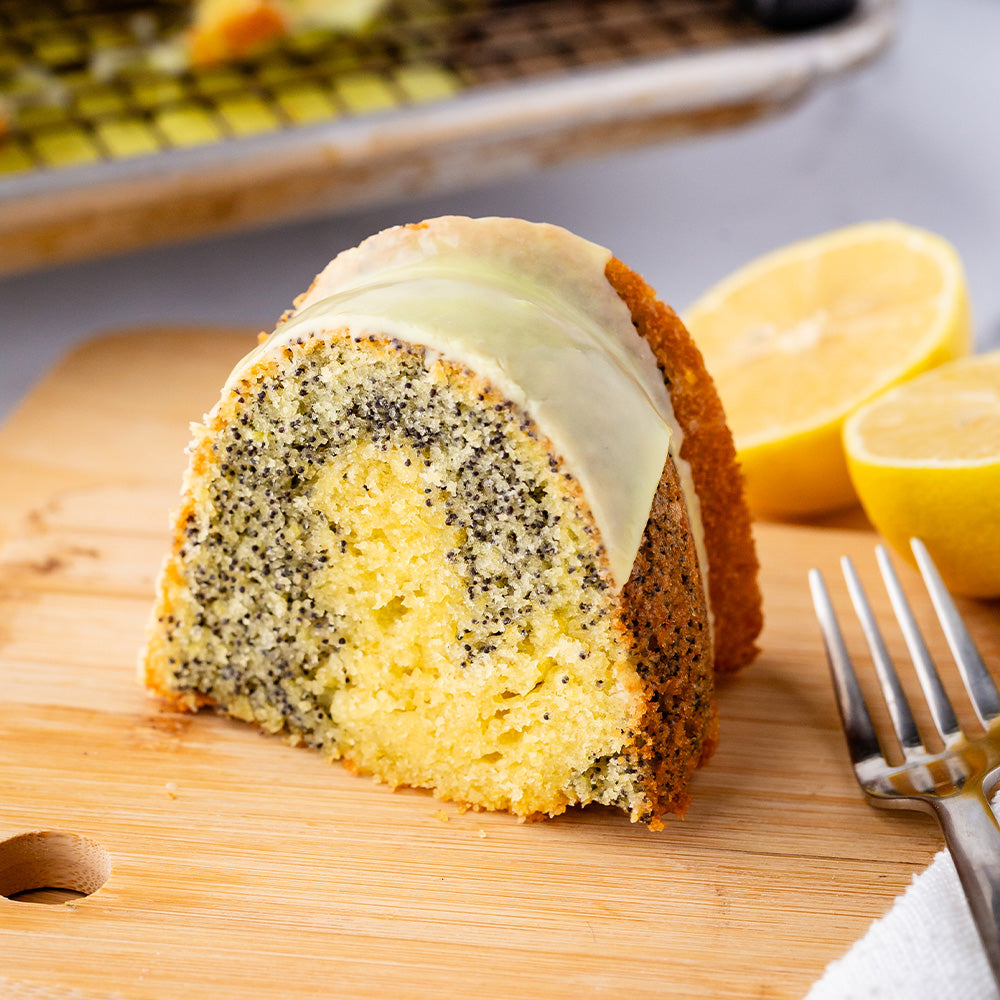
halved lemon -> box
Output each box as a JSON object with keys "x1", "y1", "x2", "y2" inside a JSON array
[
  {"x1": 684, "y1": 221, "x2": 972, "y2": 518},
  {"x1": 844, "y1": 351, "x2": 1000, "y2": 598}
]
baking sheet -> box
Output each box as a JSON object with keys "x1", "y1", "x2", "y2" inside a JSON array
[{"x1": 0, "y1": 0, "x2": 894, "y2": 274}]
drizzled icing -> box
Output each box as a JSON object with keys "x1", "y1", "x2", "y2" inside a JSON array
[{"x1": 229, "y1": 216, "x2": 705, "y2": 594}]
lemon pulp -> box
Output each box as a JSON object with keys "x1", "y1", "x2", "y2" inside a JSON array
[
  {"x1": 844, "y1": 350, "x2": 1000, "y2": 597},
  {"x1": 685, "y1": 221, "x2": 971, "y2": 518}
]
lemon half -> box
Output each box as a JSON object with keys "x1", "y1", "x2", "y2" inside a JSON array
[
  {"x1": 844, "y1": 350, "x2": 1000, "y2": 598},
  {"x1": 685, "y1": 221, "x2": 972, "y2": 518}
]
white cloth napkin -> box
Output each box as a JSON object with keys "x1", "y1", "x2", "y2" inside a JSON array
[{"x1": 806, "y1": 847, "x2": 999, "y2": 1000}]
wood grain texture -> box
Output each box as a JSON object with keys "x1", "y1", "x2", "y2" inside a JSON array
[{"x1": 1, "y1": 329, "x2": 997, "y2": 999}]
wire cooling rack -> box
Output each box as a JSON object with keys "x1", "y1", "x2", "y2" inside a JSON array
[{"x1": 0, "y1": 0, "x2": 895, "y2": 272}]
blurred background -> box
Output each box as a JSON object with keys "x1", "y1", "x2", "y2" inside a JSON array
[{"x1": 0, "y1": 0, "x2": 997, "y2": 422}]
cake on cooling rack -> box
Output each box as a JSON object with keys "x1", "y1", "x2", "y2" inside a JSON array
[{"x1": 187, "y1": 0, "x2": 388, "y2": 63}]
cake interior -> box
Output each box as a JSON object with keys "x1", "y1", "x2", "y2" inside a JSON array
[{"x1": 153, "y1": 332, "x2": 654, "y2": 819}]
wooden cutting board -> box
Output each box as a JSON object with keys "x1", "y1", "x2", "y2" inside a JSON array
[{"x1": 2, "y1": 329, "x2": 997, "y2": 999}]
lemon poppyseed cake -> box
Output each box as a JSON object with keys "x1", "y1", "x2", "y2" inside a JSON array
[
  {"x1": 141, "y1": 216, "x2": 761, "y2": 828},
  {"x1": 188, "y1": 0, "x2": 387, "y2": 63}
]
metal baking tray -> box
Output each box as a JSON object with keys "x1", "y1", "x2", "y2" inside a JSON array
[{"x1": 0, "y1": 0, "x2": 895, "y2": 275}]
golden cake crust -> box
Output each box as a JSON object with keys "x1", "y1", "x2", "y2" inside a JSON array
[
  {"x1": 618, "y1": 454, "x2": 716, "y2": 825},
  {"x1": 605, "y1": 257, "x2": 762, "y2": 675}
]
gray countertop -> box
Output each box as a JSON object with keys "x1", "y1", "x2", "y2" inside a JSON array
[{"x1": 1, "y1": 0, "x2": 997, "y2": 422}]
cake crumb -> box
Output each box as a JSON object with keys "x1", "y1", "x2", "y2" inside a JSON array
[
  {"x1": 165, "y1": 781, "x2": 179, "y2": 798},
  {"x1": 433, "y1": 809, "x2": 450, "y2": 823}
]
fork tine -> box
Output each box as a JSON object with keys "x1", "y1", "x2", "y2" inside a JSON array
[
  {"x1": 876, "y1": 545, "x2": 962, "y2": 746},
  {"x1": 809, "y1": 568, "x2": 883, "y2": 768},
  {"x1": 840, "y1": 554, "x2": 924, "y2": 756},
  {"x1": 911, "y1": 538, "x2": 1000, "y2": 729},
  {"x1": 813, "y1": 547, "x2": 1000, "y2": 985}
]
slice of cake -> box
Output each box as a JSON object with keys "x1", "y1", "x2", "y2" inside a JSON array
[
  {"x1": 141, "y1": 216, "x2": 761, "y2": 828},
  {"x1": 187, "y1": 0, "x2": 388, "y2": 64}
]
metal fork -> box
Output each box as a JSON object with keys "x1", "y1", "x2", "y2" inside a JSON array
[{"x1": 810, "y1": 538, "x2": 1000, "y2": 982}]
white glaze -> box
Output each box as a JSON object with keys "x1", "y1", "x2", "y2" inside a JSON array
[{"x1": 230, "y1": 217, "x2": 705, "y2": 594}]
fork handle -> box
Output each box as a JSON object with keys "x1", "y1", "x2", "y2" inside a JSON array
[{"x1": 935, "y1": 789, "x2": 1000, "y2": 982}]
